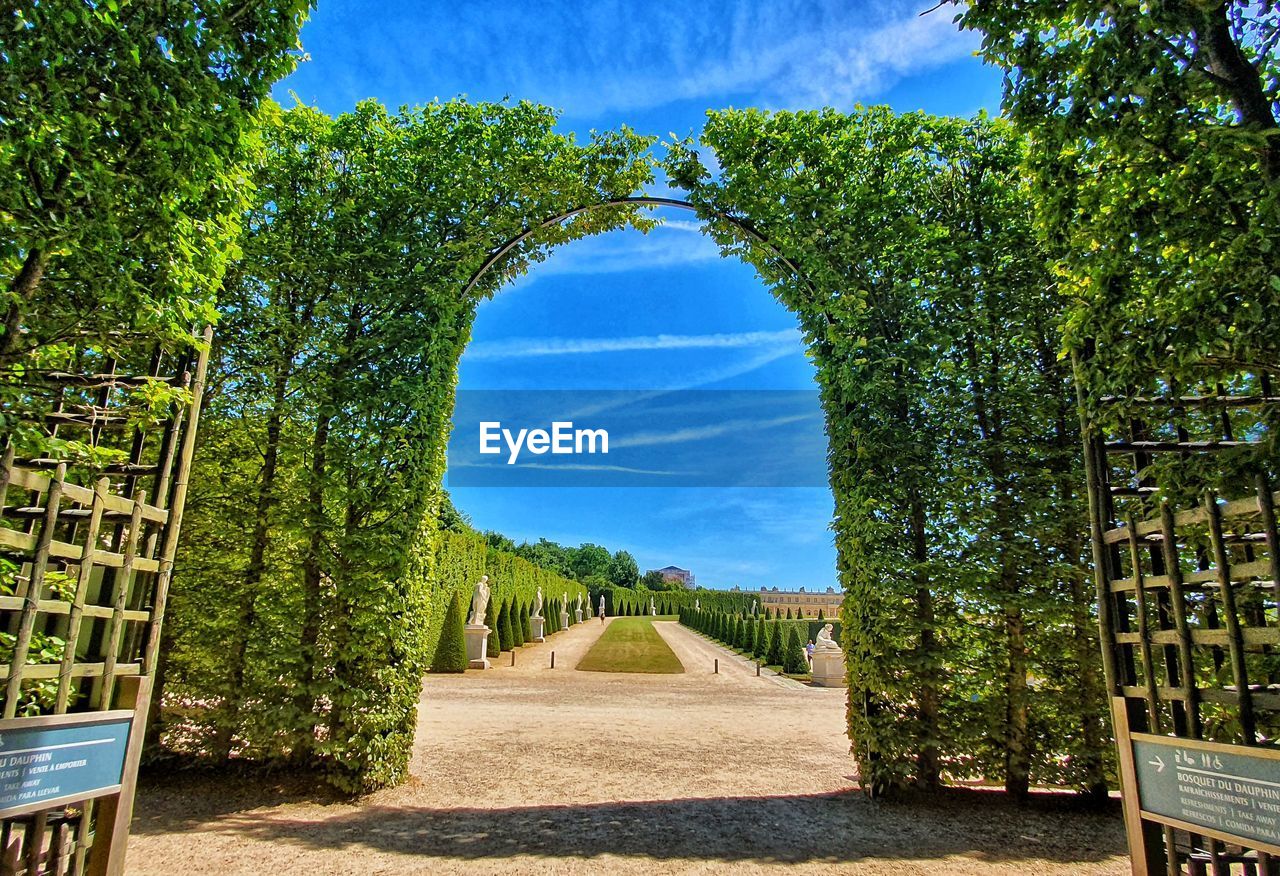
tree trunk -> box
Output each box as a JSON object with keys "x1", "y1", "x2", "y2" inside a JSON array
[
  {"x1": 1004, "y1": 606, "x2": 1031, "y2": 797},
  {"x1": 1198, "y1": 5, "x2": 1280, "y2": 184},
  {"x1": 293, "y1": 408, "x2": 331, "y2": 760},
  {"x1": 0, "y1": 249, "x2": 49, "y2": 365},
  {"x1": 910, "y1": 488, "x2": 941, "y2": 789},
  {"x1": 213, "y1": 360, "x2": 291, "y2": 761}
]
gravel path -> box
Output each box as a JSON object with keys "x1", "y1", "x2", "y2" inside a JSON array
[{"x1": 127, "y1": 618, "x2": 1130, "y2": 875}]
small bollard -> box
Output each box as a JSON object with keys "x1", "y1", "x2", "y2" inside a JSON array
[
  {"x1": 714, "y1": 658, "x2": 719, "y2": 674},
  {"x1": 551, "y1": 651, "x2": 556, "y2": 669},
  {"x1": 511, "y1": 650, "x2": 516, "y2": 667},
  {"x1": 756, "y1": 660, "x2": 761, "y2": 677}
]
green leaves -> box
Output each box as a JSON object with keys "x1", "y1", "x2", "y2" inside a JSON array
[
  {"x1": 167, "y1": 97, "x2": 654, "y2": 792},
  {"x1": 1, "y1": 1, "x2": 313, "y2": 371},
  {"x1": 666, "y1": 107, "x2": 1104, "y2": 796},
  {"x1": 959, "y1": 2, "x2": 1280, "y2": 405}
]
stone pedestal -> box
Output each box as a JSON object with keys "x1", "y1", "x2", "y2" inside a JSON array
[
  {"x1": 464, "y1": 624, "x2": 491, "y2": 670},
  {"x1": 575, "y1": 609, "x2": 583, "y2": 624},
  {"x1": 810, "y1": 650, "x2": 846, "y2": 687},
  {"x1": 560, "y1": 610, "x2": 570, "y2": 630},
  {"x1": 530, "y1": 615, "x2": 545, "y2": 643}
]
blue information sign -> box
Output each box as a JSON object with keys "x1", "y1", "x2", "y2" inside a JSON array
[
  {"x1": 0, "y1": 711, "x2": 133, "y2": 817},
  {"x1": 1132, "y1": 732, "x2": 1280, "y2": 853}
]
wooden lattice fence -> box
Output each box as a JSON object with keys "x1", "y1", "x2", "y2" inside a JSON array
[
  {"x1": 0, "y1": 328, "x2": 211, "y2": 875},
  {"x1": 1083, "y1": 362, "x2": 1280, "y2": 875}
]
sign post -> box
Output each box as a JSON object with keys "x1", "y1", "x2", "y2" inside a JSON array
[
  {"x1": 0, "y1": 676, "x2": 150, "y2": 876},
  {"x1": 1113, "y1": 696, "x2": 1280, "y2": 874}
]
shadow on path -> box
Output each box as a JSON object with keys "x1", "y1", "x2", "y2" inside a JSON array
[{"x1": 132, "y1": 772, "x2": 1126, "y2": 867}]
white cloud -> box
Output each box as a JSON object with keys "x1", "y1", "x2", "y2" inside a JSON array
[
  {"x1": 610, "y1": 413, "x2": 816, "y2": 449},
  {"x1": 300, "y1": 2, "x2": 978, "y2": 120},
  {"x1": 500, "y1": 223, "x2": 720, "y2": 285},
  {"x1": 450, "y1": 461, "x2": 683, "y2": 476},
  {"x1": 467, "y1": 328, "x2": 802, "y2": 361}
]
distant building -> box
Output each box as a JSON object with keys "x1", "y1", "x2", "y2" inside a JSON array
[
  {"x1": 758, "y1": 585, "x2": 841, "y2": 618},
  {"x1": 650, "y1": 565, "x2": 695, "y2": 588}
]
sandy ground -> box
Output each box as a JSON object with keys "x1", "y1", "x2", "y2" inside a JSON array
[{"x1": 127, "y1": 618, "x2": 1130, "y2": 875}]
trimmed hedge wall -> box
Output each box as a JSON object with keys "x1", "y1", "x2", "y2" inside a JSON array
[
  {"x1": 594, "y1": 585, "x2": 758, "y2": 618},
  {"x1": 430, "y1": 530, "x2": 587, "y2": 664},
  {"x1": 679, "y1": 608, "x2": 840, "y2": 671}
]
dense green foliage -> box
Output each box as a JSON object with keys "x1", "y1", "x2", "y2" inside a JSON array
[
  {"x1": 956, "y1": 2, "x2": 1280, "y2": 529},
  {"x1": 679, "y1": 610, "x2": 824, "y2": 677},
  {"x1": 752, "y1": 617, "x2": 767, "y2": 659},
  {"x1": 959, "y1": 4, "x2": 1280, "y2": 411},
  {"x1": 430, "y1": 594, "x2": 468, "y2": 674},
  {"x1": 510, "y1": 601, "x2": 526, "y2": 648},
  {"x1": 162, "y1": 98, "x2": 646, "y2": 791},
  {"x1": 0, "y1": 0, "x2": 310, "y2": 444},
  {"x1": 594, "y1": 585, "x2": 755, "y2": 618},
  {"x1": 765, "y1": 618, "x2": 783, "y2": 667},
  {"x1": 782, "y1": 627, "x2": 808, "y2": 675},
  {"x1": 37, "y1": 7, "x2": 1245, "y2": 801},
  {"x1": 668, "y1": 108, "x2": 1106, "y2": 798}
]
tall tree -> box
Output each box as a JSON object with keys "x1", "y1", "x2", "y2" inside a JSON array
[
  {"x1": 667, "y1": 107, "x2": 1099, "y2": 797},
  {"x1": 166, "y1": 99, "x2": 654, "y2": 791},
  {"x1": 606, "y1": 550, "x2": 640, "y2": 588},
  {"x1": 958, "y1": 3, "x2": 1280, "y2": 404},
  {"x1": 0, "y1": 2, "x2": 311, "y2": 376},
  {"x1": 570, "y1": 543, "x2": 611, "y2": 580}
]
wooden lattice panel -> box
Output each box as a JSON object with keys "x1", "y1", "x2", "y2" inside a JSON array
[
  {"x1": 1084, "y1": 365, "x2": 1280, "y2": 875},
  {"x1": 0, "y1": 329, "x2": 210, "y2": 876}
]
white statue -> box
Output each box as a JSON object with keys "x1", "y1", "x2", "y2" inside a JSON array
[
  {"x1": 598, "y1": 594, "x2": 606, "y2": 616},
  {"x1": 649, "y1": 596, "x2": 656, "y2": 616},
  {"x1": 576, "y1": 593, "x2": 583, "y2": 612},
  {"x1": 532, "y1": 586, "x2": 543, "y2": 619},
  {"x1": 469, "y1": 575, "x2": 491, "y2": 626},
  {"x1": 695, "y1": 598, "x2": 700, "y2": 611},
  {"x1": 815, "y1": 623, "x2": 840, "y2": 652}
]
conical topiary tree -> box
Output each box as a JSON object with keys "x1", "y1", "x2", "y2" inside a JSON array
[
  {"x1": 816, "y1": 608, "x2": 825, "y2": 623},
  {"x1": 486, "y1": 598, "x2": 501, "y2": 657},
  {"x1": 753, "y1": 616, "x2": 767, "y2": 659},
  {"x1": 511, "y1": 600, "x2": 526, "y2": 647},
  {"x1": 499, "y1": 599, "x2": 515, "y2": 649},
  {"x1": 430, "y1": 592, "x2": 468, "y2": 673},
  {"x1": 521, "y1": 601, "x2": 533, "y2": 641},
  {"x1": 766, "y1": 621, "x2": 783, "y2": 666},
  {"x1": 742, "y1": 616, "x2": 756, "y2": 654},
  {"x1": 782, "y1": 624, "x2": 808, "y2": 674}
]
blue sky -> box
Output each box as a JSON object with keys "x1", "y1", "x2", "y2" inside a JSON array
[{"x1": 276, "y1": 1, "x2": 1004, "y2": 590}]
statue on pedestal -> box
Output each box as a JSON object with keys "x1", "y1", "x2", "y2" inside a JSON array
[
  {"x1": 598, "y1": 594, "x2": 606, "y2": 617},
  {"x1": 532, "y1": 586, "x2": 544, "y2": 619},
  {"x1": 576, "y1": 593, "x2": 583, "y2": 613},
  {"x1": 649, "y1": 596, "x2": 656, "y2": 616},
  {"x1": 468, "y1": 575, "x2": 490, "y2": 627},
  {"x1": 815, "y1": 623, "x2": 840, "y2": 652}
]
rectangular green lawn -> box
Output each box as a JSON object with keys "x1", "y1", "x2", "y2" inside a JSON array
[{"x1": 576, "y1": 617, "x2": 684, "y2": 674}]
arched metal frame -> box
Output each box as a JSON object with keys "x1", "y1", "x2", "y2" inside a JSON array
[{"x1": 461, "y1": 196, "x2": 820, "y2": 303}]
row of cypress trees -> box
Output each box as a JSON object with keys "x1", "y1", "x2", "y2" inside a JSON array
[
  {"x1": 431, "y1": 593, "x2": 585, "y2": 672},
  {"x1": 679, "y1": 608, "x2": 809, "y2": 675}
]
